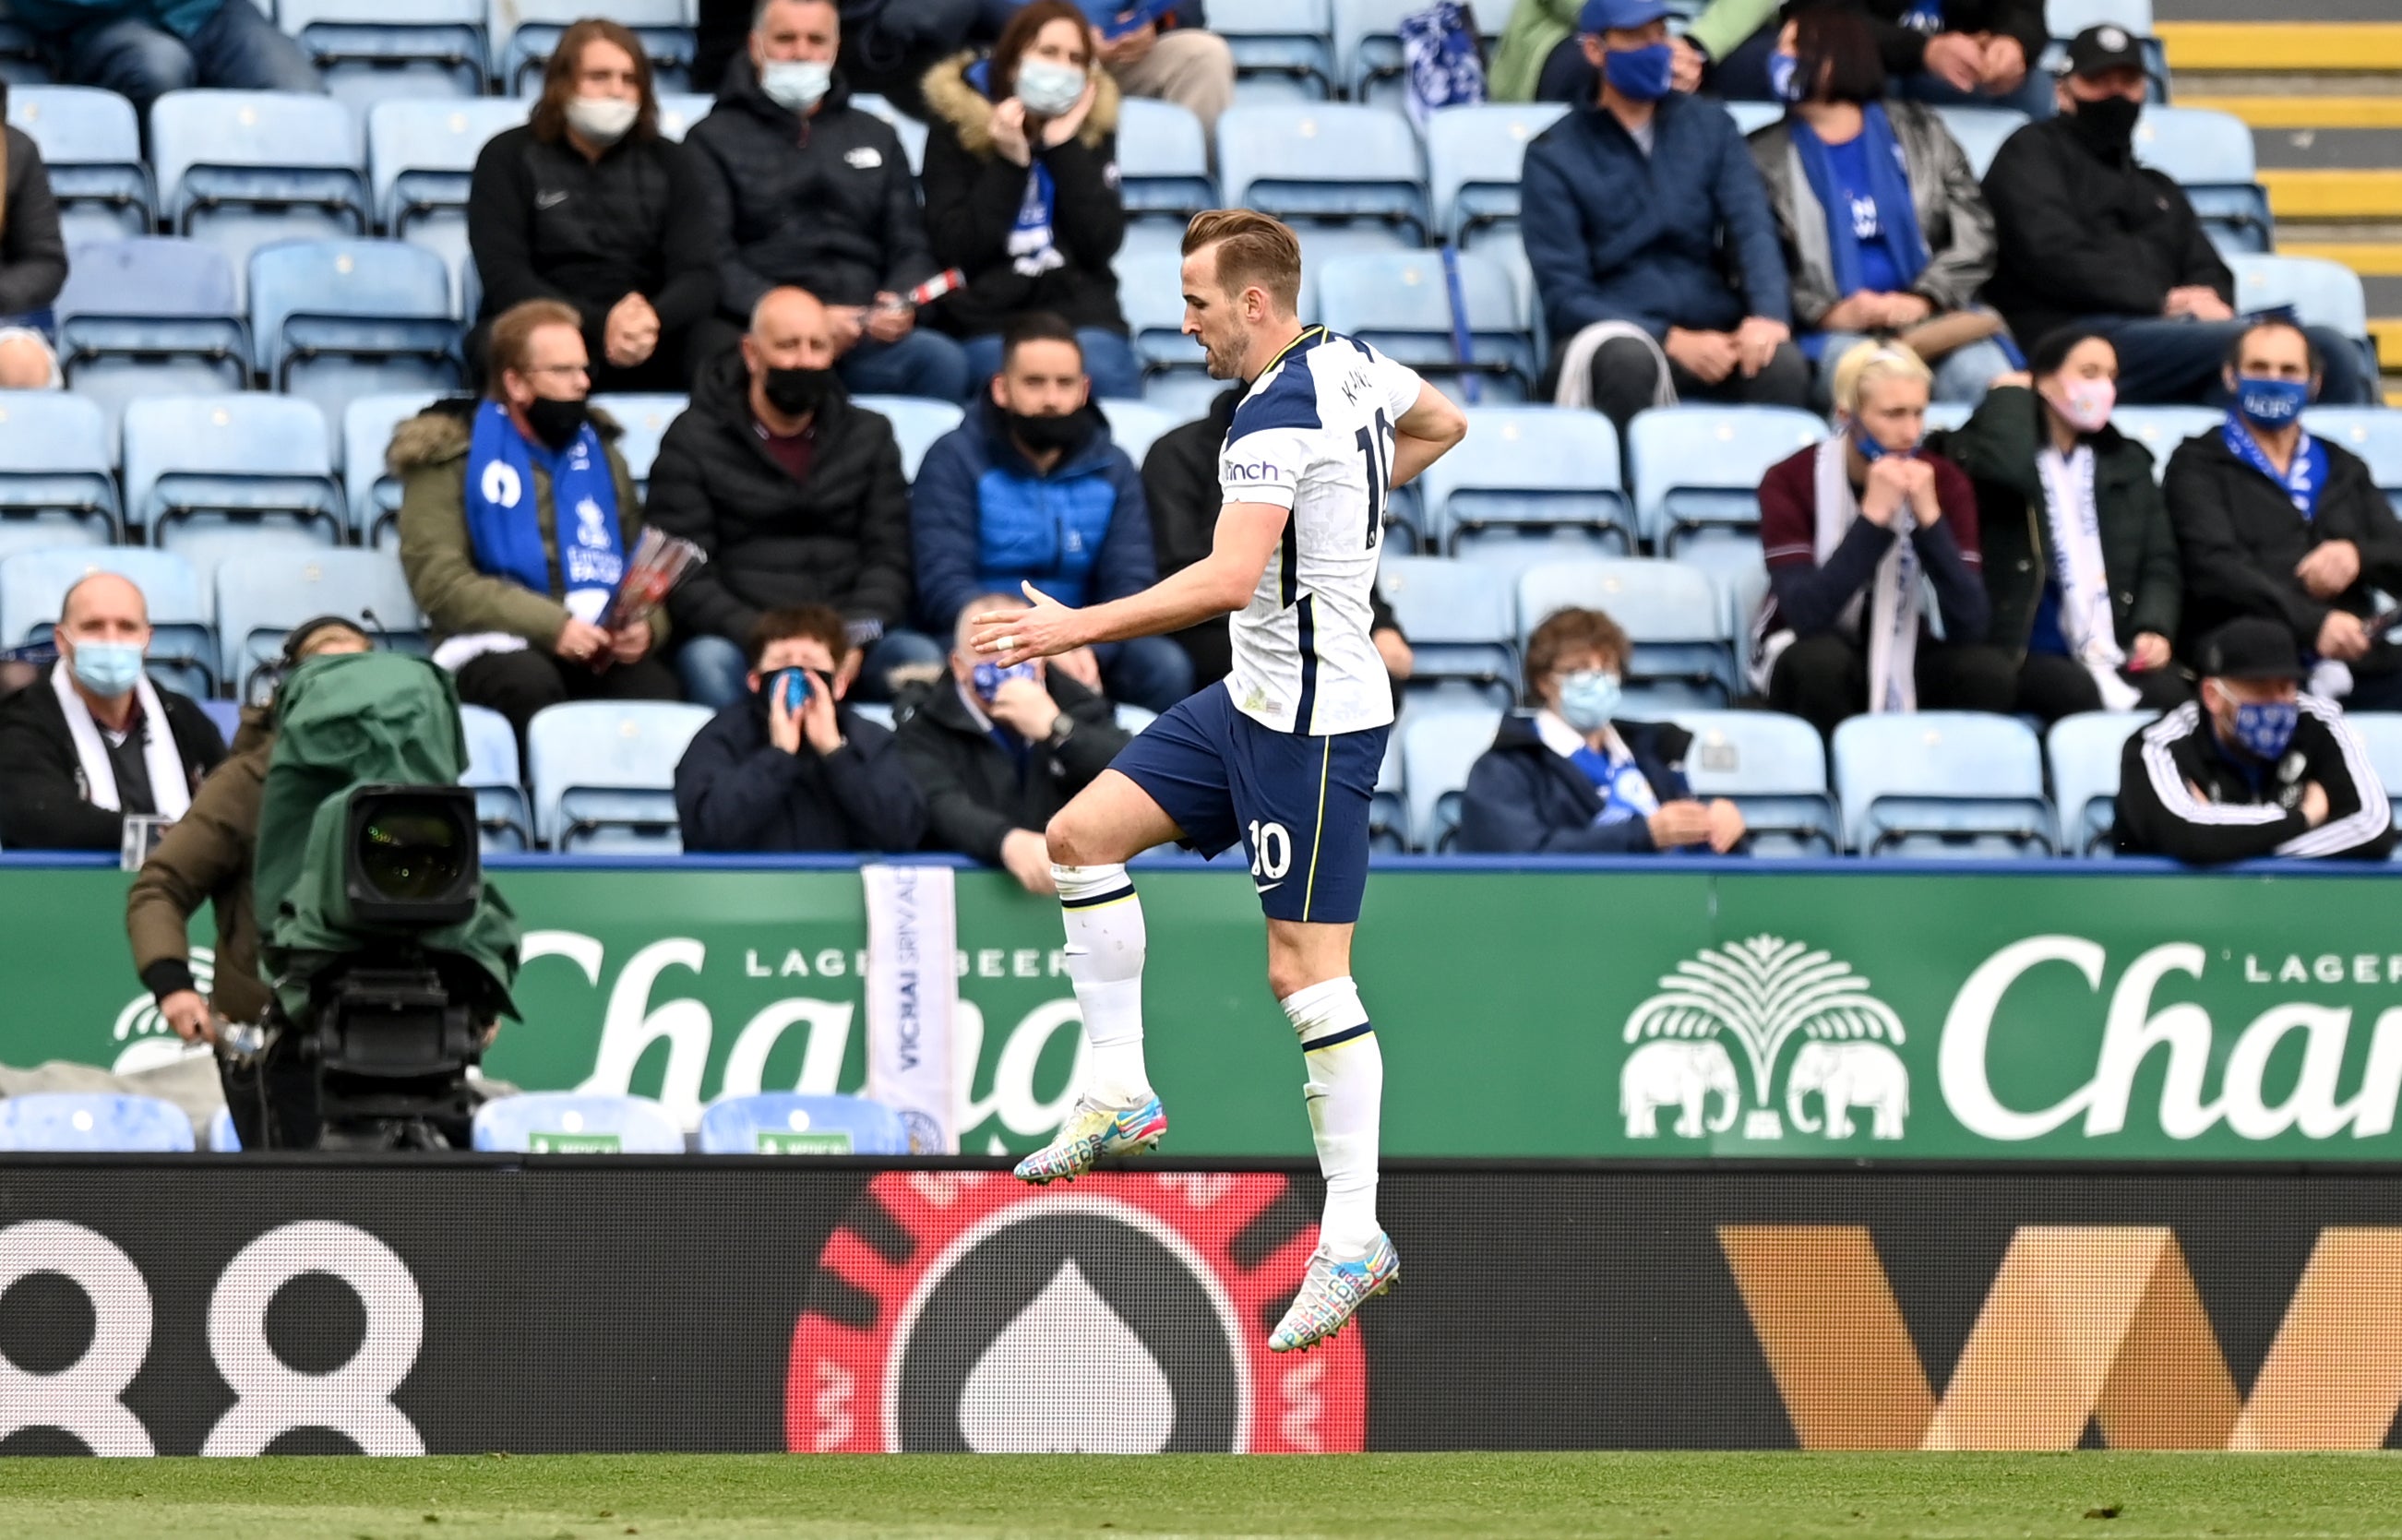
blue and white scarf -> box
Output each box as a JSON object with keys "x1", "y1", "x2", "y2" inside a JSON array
[
  {"x1": 2222, "y1": 413, "x2": 2329, "y2": 521},
  {"x1": 968, "y1": 57, "x2": 1066, "y2": 280},
  {"x1": 1790, "y1": 103, "x2": 1929, "y2": 307},
  {"x1": 465, "y1": 400, "x2": 623, "y2": 623}
]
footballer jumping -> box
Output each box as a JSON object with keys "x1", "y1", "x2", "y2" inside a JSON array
[{"x1": 971, "y1": 209, "x2": 1467, "y2": 1354}]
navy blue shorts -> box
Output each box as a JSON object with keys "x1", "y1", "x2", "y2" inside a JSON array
[{"x1": 1109, "y1": 685, "x2": 1389, "y2": 925}]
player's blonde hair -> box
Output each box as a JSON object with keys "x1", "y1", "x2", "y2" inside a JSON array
[
  {"x1": 1830, "y1": 340, "x2": 1932, "y2": 417},
  {"x1": 1183, "y1": 209, "x2": 1303, "y2": 316}
]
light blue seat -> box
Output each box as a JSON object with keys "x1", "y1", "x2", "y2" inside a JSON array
[
  {"x1": 1630, "y1": 405, "x2": 1826, "y2": 551},
  {"x1": 2306, "y1": 408, "x2": 2402, "y2": 515},
  {"x1": 2232, "y1": 255, "x2": 2376, "y2": 385},
  {"x1": 1724, "y1": 101, "x2": 1780, "y2": 137},
  {"x1": 850, "y1": 395, "x2": 962, "y2": 482},
  {"x1": 214, "y1": 548, "x2": 423, "y2": 697},
  {"x1": 250, "y1": 239, "x2": 461, "y2": 454},
  {"x1": 1217, "y1": 103, "x2": 1428, "y2": 245},
  {"x1": 1674, "y1": 543, "x2": 1769, "y2": 654},
  {"x1": 0, "y1": 391, "x2": 120, "y2": 555},
  {"x1": 1098, "y1": 400, "x2": 1178, "y2": 466},
  {"x1": 460, "y1": 701, "x2": 531, "y2": 851},
  {"x1": 1516, "y1": 558, "x2": 1731, "y2": 714},
  {"x1": 279, "y1": 0, "x2": 486, "y2": 112},
  {"x1": 1834, "y1": 711, "x2": 2056, "y2": 857},
  {"x1": 654, "y1": 91, "x2": 715, "y2": 141},
  {"x1": 1377, "y1": 553, "x2": 1516, "y2": 709},
  {"x1": 1922, "y1": 401, "x2": 1973, "y2": 436},
  {"x1": 208, "y1": 1103, "x2": 240, "y2": 1151},
  {"x1": 1417, "y1": 404, "x2": 1630, "y2": 563},
  {"x1": 1210, "y1": 0, "x2": 1334, "y2": 99},
  {"x1": 499, "y1": 0, "x2": 691, "y2": 93},
  {"x1": 1929, "y1": 105, "x2": 2027, "y2": 180},
  {"x1": 2134, "y1": 106, "x2": 2268, "y2": 253},
  {"x1": 697, "y1": 1092, "x2": 911, "y2": 1155},
  {"x1": 848, "y1": 700, "x2": 895, "y2": 731},
  {"x1": 198, "y1": 697, "x2": 241, "y2": 744},
  {"x1": 1332, "y1": 0, "x2": 1423, "y2": 105},
  {"x1": 55, "y1": 239, "x2": 250, "y2": 436},
  {"x1": 1401, "y1": 704, "x2": 1500, "y2": 853},
  {"x1": 365, "y1": 97, "x2": 527, "y2": 281},
  {"x1": 527, "y1": 699, "x2": 711, "y2": 853},
  {"x1": 589, "y1": 392, "x2": 684, "y2": 498},
  {"x1": 0, "y1": 1093, "x2": 195, "y2": 1152},
  {"x1": 1316, "y1": 249, "x2": 1536, "y2": 402},
  {"x1": 2113, "y1": 405, "x2": 2219, "y2": 479},
  {"x1": 2047, "y1": 0, "x2": 2151, "y2": 31},
  {"x1": 471, "y1": 1092, "x2": 684, "y2": 1153},
  {"x1": 1117, "y1": 249, "x2": 1205, "y2": 376},
  {"x1": 1118, "y1": 97, "x2": 1214, "y2": 223},
  {"x1": 149, "y1": 91, "x2": 371, "y2": 272},
  {"x1": 1672, "y1": 709, "x2": 1839, "y2": 856},
  {"x1": 1140, "y1": 371, "x2": 1226, "y2": 422},
  {"x1": 848, "y1": 93, "x2": 926, "y2": 174},
  {"x1": 2047, "y1": 709, "x2": 2152, "y2": 857},
  {"x1": 8, "y1": 86, "x2": 152, "y2": 243},
  {"x1": 124, "y1": 395, "x2": 346, "y2": 578},
  {"x1": 1426, "y1": 102, "x2": 1568, "y2": 245},
  {"x1": 2348, "y1": 716, "x2": 2402, "y2": 837},
  {"x1": 1116, "y1": 702, "x2": 1159, "y2": 734},
  {"x1": 342, "y1": 390, "x2": 443, "y2": 544},
  {"x1": 0, "y1": 547, "x2": 214, "y2": 698}
]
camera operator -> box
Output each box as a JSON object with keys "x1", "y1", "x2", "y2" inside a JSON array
[{"x1": 124, "y1": 617, "x2": 371, "y2": 1151}]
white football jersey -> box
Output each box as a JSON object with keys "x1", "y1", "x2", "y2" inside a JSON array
[{"x1": 1216, "y1": 327, "x2": 1424, "y2": 736}]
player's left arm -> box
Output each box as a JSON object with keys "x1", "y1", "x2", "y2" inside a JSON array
[
  {"x1": 1386, "y1": 378, "x2": 1468, "y2": 490},
  {"x1": 971, "y1": 502, "x2": 1288, "y2": 665}
]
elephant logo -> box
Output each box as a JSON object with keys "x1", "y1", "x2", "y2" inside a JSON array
[{"x1": 1620, "y1": 936, "x2": 1907, "y2": 1141}]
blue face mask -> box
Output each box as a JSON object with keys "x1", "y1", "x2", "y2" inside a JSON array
[
  {"x1": 1558, "y1": 669, "x2": 1622, "y2": 733},
  {"x1": 2230, "y1": 698, "x2": 2300, "y2": 762},
  {"x1": 68, "y1": 639, "x2": 143, "y2": 698},
  {"x1": 1602, "y1": 42, "x2": 1675, "y2": 103},
  {"x1": 972, "y1": 660, "x2": 1038, "y2": 701},
  {"x1": 2235, "y1": 375, "x2": 2311, "y2": 429},
  {"x1": 1852, "y1": 424, "x2": 1917, "y2": 462},
  {"x1": 1768, "y1": 50, "x2": 1804, "y2": 103}
]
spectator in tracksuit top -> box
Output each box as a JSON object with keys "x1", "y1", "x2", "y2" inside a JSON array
[
  {"x1": 2113, "y1": 616, "x2": 2393, "y2": 865},
  {"x1": 909, "y1": 312, "x2": 1193, "y2": 712},
  {"x1": 1456, "y1": 606, "x2": 1747, "y2": 856},
  {"x1": 467, "y1": 20, "x2": 732, "y2": 393},
  {"x1": 687, "y1": 0, "x2": 972, "y2": 402}
]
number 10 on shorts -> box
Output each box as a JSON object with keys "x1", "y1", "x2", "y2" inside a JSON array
[{"x1": 1248, "y1": 820, "x2": 1292, "y2": 883}]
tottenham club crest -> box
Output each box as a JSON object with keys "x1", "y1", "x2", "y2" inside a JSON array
[{"x1": 1619, "y1": 935, "x2": 1907, "y2": 1142}]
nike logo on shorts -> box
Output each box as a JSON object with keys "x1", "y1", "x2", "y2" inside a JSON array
[{"x1": 1254, "y1": 881, "x2": 1284, "y2": 895}]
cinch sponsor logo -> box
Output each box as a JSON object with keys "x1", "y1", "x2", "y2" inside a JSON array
[{"x1": 1222, "y1": 462, "x2": 1278, "y2": 482}]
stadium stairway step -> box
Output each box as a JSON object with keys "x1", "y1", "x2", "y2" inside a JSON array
[{"x1": 2153, "y1": 22, "x2": 2402, "y2": 75}]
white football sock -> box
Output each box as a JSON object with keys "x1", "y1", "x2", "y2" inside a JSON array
[
  {"x1": 1283, "y1": 975, "x2": 1382, "y2": 1259},
  {"x1": 1055, "y1": 863, "x2": 1152, "y2": 1106}
]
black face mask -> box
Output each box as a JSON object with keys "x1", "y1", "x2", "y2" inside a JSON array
[
  {"x1": 762, "y1": 365, "x2": 835, "y2": 418},
  {"x1": 523, "y1": 395, "x2": 589, "y2": 453},
  {"x1": 2068, "y1": 92, "x2": 2142, "y2": 158},
  {"x1": 1008, "y1": 407, "x2": 1093, "y2": 457}
]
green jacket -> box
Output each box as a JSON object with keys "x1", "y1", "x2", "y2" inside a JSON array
[
  {"x1": 1931, "y1": 386, "x2": 2181, "y2": 662},
  {"x1": 1490, "y1": 0, "x2": 1779, "y2": 103},
  {"x1": 389, "y1": 398, "x2": 664, "y2": 652}
]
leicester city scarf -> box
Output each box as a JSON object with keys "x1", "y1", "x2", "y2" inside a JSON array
[
  {"x1": 2223, "y1": 413, "x2": 2329, "y2": 521},
  {"x1": 1791, "y1": 102, "x2": 1929, "y2": 307},
  {"x1": 465, "y1": 400, "x2": 624, "y2": 622}
]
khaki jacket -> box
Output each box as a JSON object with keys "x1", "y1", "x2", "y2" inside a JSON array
[{"x1": 125, "y1": 708, "x2": 273, "y2": 1025}]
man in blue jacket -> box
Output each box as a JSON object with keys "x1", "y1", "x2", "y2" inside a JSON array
[
  {"x1": 910, "y1": 311, "x2": 1195, "y2": 712},
  {"x1": 18, "y1": 0, "x2": 320, "y2": 113},
  {"x1": 1520, "y1": 0, "x2": 1806, "y2": 437}
]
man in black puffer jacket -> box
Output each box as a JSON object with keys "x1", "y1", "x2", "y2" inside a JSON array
[
  {"x1": 687, "y1": 0, "x2": 970, "y2": 401},
  {"x1": 646, "y1": 286, "x2": 942, "y2": 710}
]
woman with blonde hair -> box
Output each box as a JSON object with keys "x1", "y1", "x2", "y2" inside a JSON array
[{"x1": 1751, "y1": 340, "x2": 2014, "y2": 734}]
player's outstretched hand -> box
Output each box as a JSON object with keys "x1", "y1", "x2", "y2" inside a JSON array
[{"x1": 972, "y1": 582, "x2": 1083, "y2": 665}]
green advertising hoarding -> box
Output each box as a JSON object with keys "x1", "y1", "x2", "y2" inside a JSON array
[{"x1": 20, "y1": 859, "x2": 2402, "y2": 1162}]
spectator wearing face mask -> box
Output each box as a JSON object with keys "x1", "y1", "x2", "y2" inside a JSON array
[
  {"x1": 394, "y1": 299, "x2": 680, "y2": 746},
  {"x1": 2164, "y1": 319, "x2": 2402, "y2": 713},
  {"x1": 2114, "y1": 617, "x2": 2392, "y2": 864},
  {"x1": 1751, "y1": 340, "x2": 2012, "y2": 736},
  {"x1": 1933, "y1": 328, "x2": 2189, "y2": 724},
  {"x1": 918, "y1": 0, "x2": 1140, "y2": 399},
  {"x1": 1456, "y1": 606, "x2": 1746, "y2": 856},
  {"x1": 1495, "y1": 0, "x2": 1777, "y2": 104},
  {"x1": 910, "y1": 312, "x2": 1190, "y2": 712},
  {"x1": 467, "y1": 20, "x2": 733, "y2": 394}
]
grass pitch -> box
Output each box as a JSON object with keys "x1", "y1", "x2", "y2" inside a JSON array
[{"x1": 6, "y1": 1452, "x2": 2402, "y2": 1539}]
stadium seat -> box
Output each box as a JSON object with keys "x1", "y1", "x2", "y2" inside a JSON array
[
  {"x1": 1216, "y1": 103, "x2": 1428, "y2": 246},
  {"x1": 149, "y1": 91, "x2": 372, "y2": 272},
  {"x1": 697, "y1": 1092, "x2": 912, "y2": 1155},
  {"x1": 8, "y1": 86, "x2": 153, "y2": 244},
  {"x1": 471, "y1": 1092, "x2": 685, "y2": 1153},
  {"x1": 2047, "y1": 710, "x2": 2152, "y2": 856},
  {"x1": 1672, "y1": 541, "x2": 1768, "y2": 651},
  {"x1": 1516, "y1": 559, "x2": 1732, "y2": 713},
  {"x1": 1140, "y1": 371, "x2": 1227, "y2": 422},
  {"x1": 343, "y1": 390, "x2": 443, "y2": 543},
  {"x1": 590, "y1": 392, "x2": 684, "y2": 499},
  {"x1": 214, "y1": 548, "x2": 424, "y2": 697},
  {"x1": 1402, "y1": 704, "x2": 1501, "y2": 852},
  {"x1": 208, "y1": 1103, "x2": 240, "y2": 1152},
  {"x1": 124, "y1": 395, "x2": 347, "y2": 577},
  {"x1": 1930, "y1": 106, "x2": 2028, "y2": 181},
  {"x1": 848, "y1": 94, "x2": 927, "y2": 174},
  {"x1": 1629, "y1": 405, "x2": 1826, "y2": 550},
  {"x1": 366, "y1": 98, "x2": 528, "y2": 281},
  {"x1": 1426, "y1": 102, "x2": 1569, "y2": 246},
  {"x1": 1332, "y1": 0, "x2": 1422, "y2": 105},
  {"x1": 279, "y1": 0, "x2": 487, "y2": 112},
  {"x1": 500, "y1": 0, "x2": 692, "y2": 94},
  {"x1": 0, "y1": 391, "x2": 121, "y2": 555},
  {"x1": 851, "y1": 395, "x2": 963, "y2": 482},
  {"x1": 1922, "y1": 402, "x2": 1973, "y2": 436},
  {"x1": 198, "y1": 697, "x2": 242, "y2": 744},
  {"x1": 249, "y1": 239, "x2": 462, "y2": 450},
  {"x1": 0, "y1": 1092, "x2": 196, "y2": 1152},
  {"x1": 54, "y1": 238, "x2": 250, "y2": 436},
  {"x1": 460, "y1": 702, "x2": 532, "y2": 850},
  {"x1": 2348, "y1": 713, "x2": 2402, "y2": 806},
  {"x1": 1833, "y1": 711, "x2": 2056, "y2": 857},
  {"x1": 1117, "y1": 98, "x2": 1215, "y2": 224},
  {"x1": 1117, "y1": 249, "x2": 1205, "y2": 376},
  {"x1": 1723, "y1": 101, "x2": 1779, "y2": 137},
  {"x1": 1672, "y1": 710, "x2": 1840, "y2": 856},
  {"x1": 2231, "y1": 255, "x2": 2376, "y2": 383},
  {"x1": 1210, "y1": 0, "x2": 1335, "y2": 99},
  {"x1": 848, "y1": 700, "x2": 896, "y2": 731},
  {"x1": 1377, "y1": 554, "x2": 1516, "y2": 708},
  {"x1": 2113, "y1": 405, "x2": 2219, "y2": 476},
  {"x1": 1416, "y1": 404, "x2": 1631, "y2": 562},
  {"x1": 2047, "y1": 0, "x2": 2152, "y2": 32},
  {"x1": 2305, "y1": 408, "x2": 2402, "y2": 515},
  {"x1": 1099, "y1": 400, "x2": 1178, "y2": 466},
  {"x1": 654, "y1": 92, "x2": 715, "y2": 141},
  {"x1": 0, "y1": 547, "x2": 215, "y2": 697},
  {"x1": 1117, "y1": 703, "x2": 1159, "y2": 734},
  {"x1": 1316, "y1": 250, "x2": 1536, "y2": 401},
  {"x1": 2133, "y1": 106, "x2": 2268, "y2": 254},
  {"x1": 527, "y1": 699, "x2": 711, "y2": 852}
]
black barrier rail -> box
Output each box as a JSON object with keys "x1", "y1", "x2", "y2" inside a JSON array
[{"x1": 7, "y1": 1159, "x2": 2402, "y2": 1457}]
